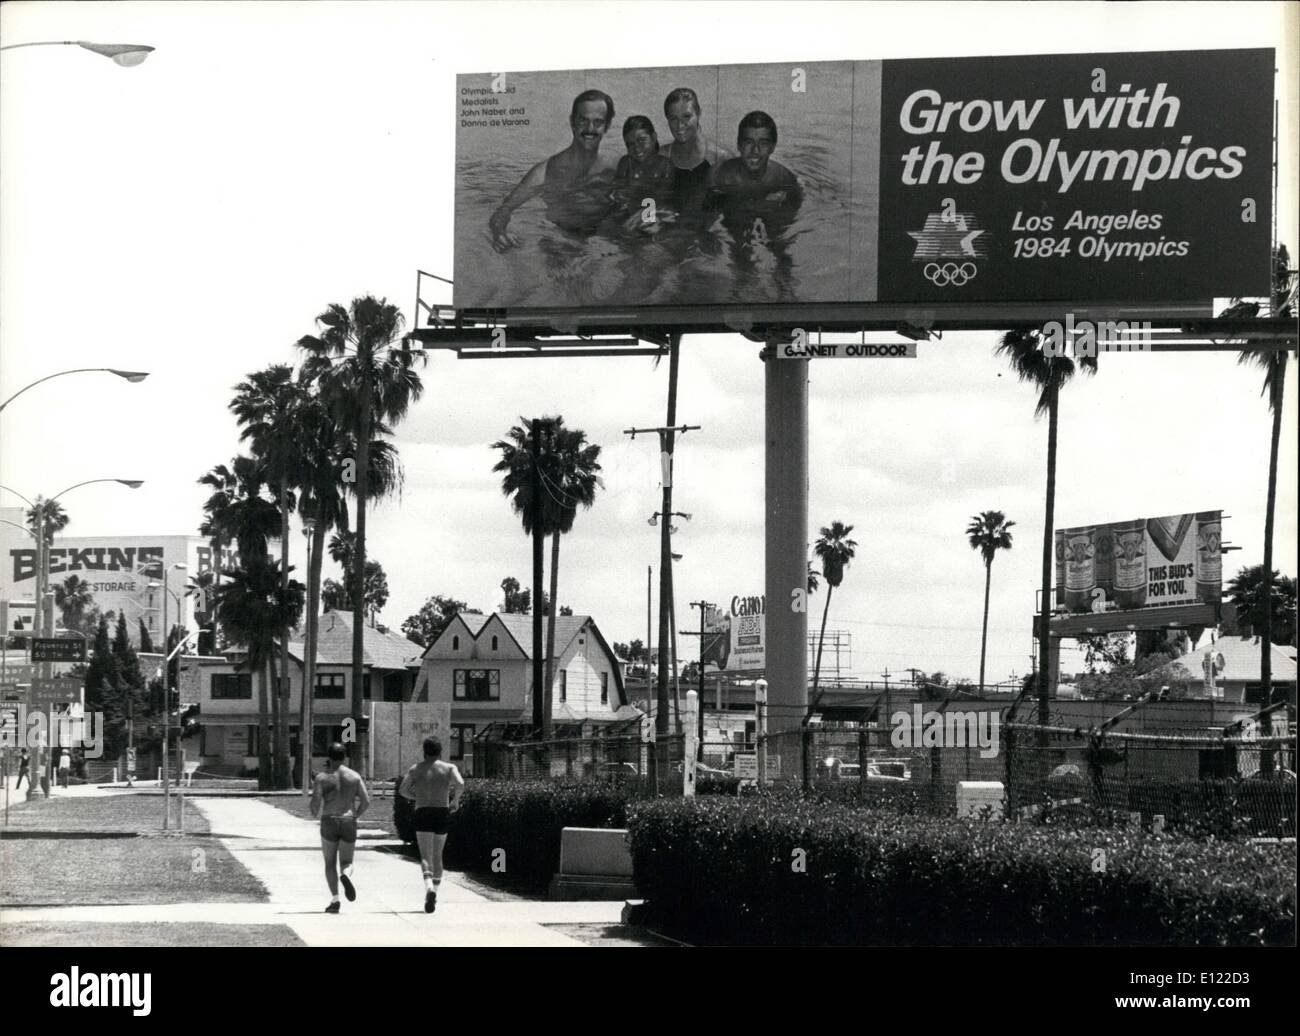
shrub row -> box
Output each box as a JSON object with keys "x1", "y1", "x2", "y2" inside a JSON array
[
  {"x1": 396, "y1": 779, "x2": 634, "y2": 890},
  {"x1": 626, "y1": 796, "x2": 1297, "y2": 946}
]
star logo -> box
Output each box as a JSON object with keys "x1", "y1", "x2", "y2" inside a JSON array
[{"x1": 907, "y1": 213, "x2": 988, "y2": 260}]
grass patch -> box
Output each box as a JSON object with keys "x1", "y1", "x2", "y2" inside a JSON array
[
  {"x1": 542, "y1": 923, "x2": 678, "y2": 947},
  {"x1": 1, "y1": 793, "x2": 209, "y2": 835},
  {"x1": 0, "y1": 922, "x2": 304, "y2": 947}
]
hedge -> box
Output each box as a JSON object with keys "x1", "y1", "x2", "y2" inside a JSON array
[
  {"x1": 626, "y1": 796, "x2": 1297, "y2": 946},
  {"x1": 394, "y1": 779, "x2": 634, "y2": 891}
]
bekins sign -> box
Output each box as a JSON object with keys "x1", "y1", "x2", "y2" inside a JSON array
[{"x1": 454, "y1": 48, "x2": 1271, "y2": 312}]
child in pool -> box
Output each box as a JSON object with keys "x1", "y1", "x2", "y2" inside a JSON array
[{"x1": 613, "y1": 115, "x2": 677, "y2": 232}]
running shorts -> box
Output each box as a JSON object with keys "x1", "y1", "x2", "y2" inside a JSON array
[
  {"x1": 413, "y1": 807, "x2": 452, "y2": 835},
  {"x1": 320, "y1": 815, "x2": 358, "y2": 843}
]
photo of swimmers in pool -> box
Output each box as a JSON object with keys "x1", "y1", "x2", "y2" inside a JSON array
[{"x1": 456, "y1": 64, "x2": 867, "y2": 309}]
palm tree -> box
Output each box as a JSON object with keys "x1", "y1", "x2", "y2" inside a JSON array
[
  {"x1": 1235, "y1": 243, "x2": 1296, "y2": 766},
  {"x1": 537, "y1": 419, "x2": 603, "y2": 732},
  {"x1": 197, "y1": 463, "x2": 243, "y2": 649},
  {"x1": 492, "y1": 417, "x2": 556, "y2": 735},
  {"x1": 805, "y1": 521, "x2": 858, "y2": 722},
  {"x1": 54, "y1": 575, "x2": 95, "y2": 632},
  {"x1": 997, "y1": 330, "x2": 1096, "y2": 736},
  {"x1": 966, "y1": 511, "x2": 1016, "y2": 694},
  {"x1": 298, "y1": 296, "x2": 424, "y2": 772},
  {"x1": 230, "y1": 364, "x2": 305, "y2": 789},
  {"x1": 199, "y1": 454, "x2": 281, "y2": 783}
]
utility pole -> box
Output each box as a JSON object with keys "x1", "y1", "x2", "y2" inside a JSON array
[
  {"x1": 530, "y1": 419, "x2": 545, "y2": 738},
  {"x1": 623, "y1": 334, "x2": 700, "y2": 739},
  {"x1": 681, "y1": 600, "x2": 714, "y2": 760}
]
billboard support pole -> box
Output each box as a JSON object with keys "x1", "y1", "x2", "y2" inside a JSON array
[
  {"x1": 764, "y1": 339, "x2": 809, "y2": 740},
  {"x1": 655, "y1": 336, "x2": 681, "y2": 739}
]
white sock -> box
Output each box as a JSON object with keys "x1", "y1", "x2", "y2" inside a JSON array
[
  {"x1": 423, "y1": 873, "x2": 434, "y2": 890},
  {"x1": 331, "y1": 894, "x2": 340, "y2": 903},
  {"x1": 343, "y1": 865, "x2": 353, "y2": 878}
]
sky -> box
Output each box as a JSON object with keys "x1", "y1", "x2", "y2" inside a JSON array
[{"x1": 1, "y1": 0, "x2": 1296, "y2": 683}]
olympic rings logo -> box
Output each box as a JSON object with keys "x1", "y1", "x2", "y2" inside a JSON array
[{"x1": 923, "y1": 262, "x2": 977, "y2": 287}]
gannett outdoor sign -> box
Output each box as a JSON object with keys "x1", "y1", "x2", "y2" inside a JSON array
[{"x1": 454, "y1": 49, "x2": 1271, "y2": 311}]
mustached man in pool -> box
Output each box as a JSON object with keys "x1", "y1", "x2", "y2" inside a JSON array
[
  {"x1": 708, "y1": 111, "x2": 803, "y2": 269},
  {"x1": 489, "y1": 89, "x2": 620, "y2": 252}
]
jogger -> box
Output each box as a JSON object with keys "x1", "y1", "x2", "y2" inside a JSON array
[
  {"x1": 310, "y1": 742, "x2": 370, "y2": 913},
  {"x1": 399, "y1": 736, "x2": 465, "y2": 914}
]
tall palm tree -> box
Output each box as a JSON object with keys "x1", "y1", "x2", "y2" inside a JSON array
[
  {"x1": 1235, "y1": 243, "x2": 1296, "y2": 765},
  {"x1": 536, "y1": 419, "x2": 603, "y2": 731},
  {"x1": 230, "y1": 364, "x2": 305, "y2": 789},
  {"x1": 54, "y1": 575, "x2": 95, "y2": 632},
  {"x1": 967, "y1": 511, "x2": 1016, "y2": 694},
  {"x1": 997, "y1": 329, "x2": 1097, "y2": 736},
  {"x1": 298, "y1": 296, "x2": 424, "y2": 772},
  {"x1": 197, "y1": 463, "x2": 243, "y2": 649},
  {"x1": 805, "y1": 521, "x2": 858, "y2": 722},
  {"x1": 492, "y1": 417, "x2": 556, "y2": 735},
  {"x1": 199, "y1": 454, "x2": 281, "y2": 783}
]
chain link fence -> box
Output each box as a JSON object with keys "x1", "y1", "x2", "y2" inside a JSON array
[{"x1": 472, "y1": 732, "x2": 688, "y2": 796}]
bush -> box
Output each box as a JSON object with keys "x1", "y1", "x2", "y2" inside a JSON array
[
  {"x1": 626, "y1": 797, "x2": 1297, "y2": 946},
  {"x1": 395, "y1": 779, "x2": 635, "y2": 891}
]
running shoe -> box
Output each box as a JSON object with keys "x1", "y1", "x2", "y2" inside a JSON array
[
  {"x1": 325, "y1": 901, "x2": 340, "y2": 914},
  {"x1": 424, "y1": 889, "x2": 437, "y2": 914},
  {"x1": 340, "y1": 871, "x2": 356, "y2": 902}
]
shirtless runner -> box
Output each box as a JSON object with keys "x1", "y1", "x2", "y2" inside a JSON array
[
  {"x1": 310, "y1": 742, "x2": 371, "y2": 914},
  {"x1": 398, "y1": 736, "x2": 465, "y2": 914}
]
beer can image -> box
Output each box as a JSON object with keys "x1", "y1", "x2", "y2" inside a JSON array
[
  {"x1": 1195, "y1": 512, "x2": 1222, "y2": 604},
  {"x1": 1112, "y1": 519, "x2": 1148, "y2": 610},
  {"x1": 1064, "y1": 527, "x2": 1097, "y2": 611}
]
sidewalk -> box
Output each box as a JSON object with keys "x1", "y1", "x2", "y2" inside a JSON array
[{"x1": 4, "y1": 797, "x2": 626, "y2": 946}]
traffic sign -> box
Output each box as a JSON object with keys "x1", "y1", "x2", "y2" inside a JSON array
[
  {"x1": 776, "y1": 340, "x2": 917, "y2": 360},
  {"x1": 31, "y1": 639, "x2": 86, "y2": 663},
  {"x1": 30, "y1": 677, "x2": 81, "y2": 705},
  {"x1": 2, "y1": 665, "x2": 34, "y2": 683}
]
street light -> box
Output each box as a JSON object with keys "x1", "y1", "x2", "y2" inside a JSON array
[
  {"x1": 0, "y1": 40, "x2": 155, "y2": 67},
  {"x1": 0, "y1": 369, "x2": 150, "y2": 414}
]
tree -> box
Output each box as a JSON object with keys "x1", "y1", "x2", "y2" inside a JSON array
[
  {"x1": 1078, "y1": 632, "x2": 1132, "y2": 673},
  {"x1": 492, "y1": 419, "x2": 558, "y2": 734},
  {"x1": 1225, "y1": 566, "x2": 1298, "y2": 646},
  {"x1": 53, "y1": 575, "x2": 94, "y2": 632},
  {"x1": 501, "y1": 576, "x2": 531, "y2": 614},
  {"x1": 25, "y1": 496, "x2": 68, "y2": 543},
  {"x1": 321, "y1": 536, "x2": 391, "y2": 622},
  {"x1": 534, "y1": 417, "x2": 603, "y2": 732},
  {"x1": 997, "y1": 329, "x2": 1097, "y2": 736},
  {"x1": 1232, "y1": 243, "x2": 1296, "y2": 769},
  {"x1": 230, "y1": 364, "x2": 306, "y2": 789},
  {"x1": 966, "y1": 510, "x2": 1015, "y2": 693},
  {"x1": 298, "y1": 295, "x2": 424, "y2": 775},
  {"x1": 137, "y1": 619, "x2": 154, "y2": 654},
  {"x1": 84, "y1": 615, "x2": 125, "y2": 757},
  {"x1": 291, "y1": 375, "x2": 403, "y2": 788},
  {"x1": 805, "y1": 521, "x2": 858, "y2": 722},
  {"x1": 403, "y1": 595, "x2": 481, "y2": 647}
]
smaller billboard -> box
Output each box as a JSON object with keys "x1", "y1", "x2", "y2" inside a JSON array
[
  {"x1": 701, "y1": 595, "x2": 766, "y2": 673},
  {"x1": 1055, "y1": 511, "x2": 1221, "y2": 614}
]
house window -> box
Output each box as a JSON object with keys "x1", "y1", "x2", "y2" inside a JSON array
[
  {"x1": 559, "y1": 670, "x2": 567, "y2": 702},
  {"x1": 450, "y1": 723, "x2": 475, "y2": 761},
  {"x1": 454, "y1": 669, "x2": 499, "y2": 701},
  {"x1": 212, "y1": 674, "x2": 252, "y2": 700},
  {"x1": 363, "y1": 673, "x2": 372, "y2": 701},
  {"x1": 453, "y1": 635, "x2": 459, "y2": 651},
  {"x1": 600, "y1": 672, "x2": 609, "y2": 704},
  {"x1": 491, "y1": 635, "x2": 498, "y2": 651},
  {"x1": 314, "y1": 674, "x2": 346, "y2": 699}
]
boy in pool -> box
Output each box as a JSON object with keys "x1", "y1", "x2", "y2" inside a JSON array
[
  {"x1": 709, "y1": 111, "x2": 803, "y2": 211},
  {"x1": 612, "y1": 115, "x2": 677, "y2": 232}
]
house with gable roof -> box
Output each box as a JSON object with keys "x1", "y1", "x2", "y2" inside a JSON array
[{"x1": 411, "y1": 611, "x2": 642, "y2": 767}]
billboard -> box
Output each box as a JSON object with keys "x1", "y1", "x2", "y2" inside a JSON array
[
  {"x1": 0, "y1": 509, "x2": 232, "y2": 644},
  {"x1": 701, "y1": 595, "x2": 766, "y2": 673},
  {"x1": 1055, "y1": 511, "x2": 1222, "y2": 614},
  {"x1": 454, "y1": 49, "x2": 1272, "y2": 312}
]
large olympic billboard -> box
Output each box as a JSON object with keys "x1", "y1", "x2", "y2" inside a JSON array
[
  {"x1": 1055, "y1": 511, "x2": 1222, "y2": 615},
  {"x1": 454, "y1": 49, "x2": 1272, "y2": 312}
]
